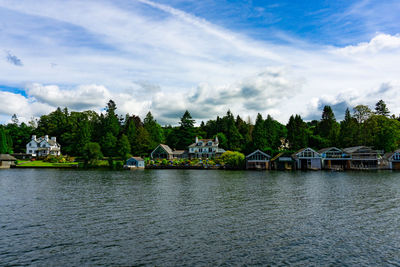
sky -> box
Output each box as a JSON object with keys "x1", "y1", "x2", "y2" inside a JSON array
[{"x1": 1, "y1": 0, "x2": 400, "y2": 125}]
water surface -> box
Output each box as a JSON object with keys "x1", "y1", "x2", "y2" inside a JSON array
[{"x1": 1, "y1": 169, "x2": 400, "y2": 266}]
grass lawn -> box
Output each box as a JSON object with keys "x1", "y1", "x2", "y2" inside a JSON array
[{"x1": 16, "y1": 160, "x2": 79, "y2": 168}]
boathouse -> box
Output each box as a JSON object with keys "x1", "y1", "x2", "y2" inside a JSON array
[
  {"x1": 343, "y1": 146, "x2": 379, "y2": 170},
  {"x1": 126, "y1": 157, "x2": 145, "y2": 168},
  {"x1": 292, "y1": 148, "x2": 321, "y2": 170},
  {"x1": 0, "y1": 154, "x2": 17, "y2": 169},
  {"x1": 385, "y1": 149, "x2": 400, "y2": 170},
  {"x1": 245, "y1": 150, "x2": 271, "y2": 170},
  {"x1": 270, "y1": 152, "x2": 295, "y2": 170},
  {"x1": 318, "y1": 147, "x2": 350, "y2": 170}
]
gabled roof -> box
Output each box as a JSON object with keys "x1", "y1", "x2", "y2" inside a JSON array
[
  {"x1": 157, "y1": 144, "x2": 173, "y2": 154},
  {"x1": 246, "y1": 149, "x2": 271, "y2": 159},
  {"x1": 292, "y1": 148, "x2": 320, "y2": 159},
  {"x1": 172, "y1": 150, "x2": 186, "y2": 155},
  {"x1": 318, "y1": 147, "x2": 342, "y2": 154},
  {"x1": 271, "y1": 152, "x2": 294, "y2": 161},
  {"x1": 129, "y1": 156, "x2": 144, "y2": 161},
  {"x1": 384, "y1": 149, "x2": 400, "y2": 160},
  {"x1": 188, "y1": 139, "x2": 218, "y2": 148},
  {"x1": 343, "y1": 146, "x2": 371, "y2": 154},
  {"x1": 0, "y1": 154, "x2": 17, "y2": 161}
]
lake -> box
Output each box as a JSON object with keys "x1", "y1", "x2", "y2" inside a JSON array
[{"x1": 1, "y1": 169, "x2": 400, "y2": 266}]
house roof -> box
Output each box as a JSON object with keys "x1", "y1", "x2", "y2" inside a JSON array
[
  {"x1": 292, "y1": 147, "x2": 320, "y2": 159},
  {"x1": 188, "y1": 139, "x2": 218, "y2": 148},
  {"x1": 343, "y1": 146, "x2": 370, "y2": 154},
  {"x1": 318, "y1": 147, "x2": 342, "y2": 154},
  {"x1": 246, "y1": 149, "x2": 271, "y2": 159},
  {"x1": 172, "y1": 150, "x2": 186, "y2": 155},
  {"x1": 271, "y1": 152, "x2": 293, "y2": 161},
  {"x1": 130, "y1": 157, "x2": 144, "y2": 161},
  {"x1": 0, "y1": 154, "x2": 17, "y2": 161},
  {"x1": 158, "y1": 144, "x2": 173, "y2": 154},
  {"x1": 384, "y1": 149, "x2": 400, "y2": 160}
]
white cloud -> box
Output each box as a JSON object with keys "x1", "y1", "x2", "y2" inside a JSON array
[{"x1": 0, "y1": 1, "x2": 399, "y2": 125}]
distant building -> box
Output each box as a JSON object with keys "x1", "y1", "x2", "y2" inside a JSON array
[
  {"x1": 292, "y1": 148, "x2": 321, "y2": 170},
  {"x1": 270, "y1": 152, "x2": 296, "y2": 170},
  {"x1": 151, "y1": 144, "x2": 175, "y2": 159},
  {"x1": 188, "y1": 137, "x2": 225, "y2": 159},
  {"x1": 26, "y1": 135, "x2": 61, "y2": 157},
  {"x1": 384, "y1": 149, "x2": 400, "y2": 170},
  {"x1": 0, "y1": 154, "x2": 17, "y2": 169},
  {"x1": 343, "y1": 146, "x2": 379, "y2": 169},
  {"x1": 318, "y1": 147, "x2": 351, "y2": 170},
  {"x1": 245, "y1": 150, "x2": 271, "y2": 170},
  {"x1": 126, "y1": 157, "x2": 145, "y2": 168}
]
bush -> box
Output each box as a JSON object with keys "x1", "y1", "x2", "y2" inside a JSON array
[{"x1": 217, "y1": 151, "x2": 245, "y2": 169}]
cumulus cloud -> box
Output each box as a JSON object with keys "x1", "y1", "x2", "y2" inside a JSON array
[
  {"x1": 0, "y1": 1, "x2": 400, "y2": 124},
  {"x1": 337, "y1": 34, "x2": 400, "y2": 55}
]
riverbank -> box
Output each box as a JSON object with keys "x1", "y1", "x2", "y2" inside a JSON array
[{"x1": 15, "y1": 160, "x2": 79, "y2": 168}]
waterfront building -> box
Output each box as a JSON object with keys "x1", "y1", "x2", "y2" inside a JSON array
[
  {"x1": 245, "y1": 150, "x2": 271, "y2": 170},
  {"x1": 270, "y1": 152, "x2": 296, "y2": 170},
  {"x1": 318, "y1": 147, "x2": 351, "y2": 170},
  {"x1": 292, "y1": 148, "x2": 322, "y2": 170},
  {"x1": 0, "y1": 154, "x2": 17, "y2": 169},
  {"x1": 188, "y1": 137, "x2": 225, "y2": 159},
  {"x1": 343, "y1": 146, "x2": 379, "y2": 170},
  {"x1": 151, "y1": 144, "x2": 175, "y2": 159},
  {"x1": 126, "y1": 157, "x2": 145, "y2": 168},
  {"x1": 384, "y1": 149, "x2": 400, "y2": 170},
  {"x1": 26, "y1": 135, "x2": 61, "y2": 157}
]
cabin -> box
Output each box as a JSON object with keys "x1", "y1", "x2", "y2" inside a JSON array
[
  {"x1": 292, "y1": 148, "x2": 321, "y2": 170},
  {"x1": 151, "y1": 144, "x2": 174, "y2": 159},
  {"x1": 318, "y1": 147, "x2": 351, "y2": 170},
  {"x1": 188, "y1": 137, "x2": 225, "y2": 159},
  {"x1": 0, "y1": 154, "x2": 17, "y2": 169},
  {"x1": 245, "y1": 150, "x2": 271, "y2": 170},
  {"x1": 26, "y1": 135, "x2": 61, "y2": 157},
  {"x1": 126, "y1": 157, "x2": 145, "y2": 168},
  {"x1": 385, "y1": 150, "x2": 400, "y2": 170},
  {"x1": 343, "y1": 146, "x2": 379, "y2": 170},
  {"x1": 270, "y1": 152, "x2": 296, "y2": 170}
]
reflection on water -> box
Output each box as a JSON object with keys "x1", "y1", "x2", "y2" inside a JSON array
[{"x1": 1, "y1": 169, "x2": 400, "y2": 266}]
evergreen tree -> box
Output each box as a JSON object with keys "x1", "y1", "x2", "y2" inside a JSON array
[
  {"x1": 175, "y1": 110, "x2": 195, "y2": 149},
  {"x1": 132, "y1": 126, "x2": 152, "y2": 155},
  {"x1": 252, "y1": 113, "x2": 268, "y2": 150},
  {"x1": 83, "y1": 142, "x2": 103, "y2": 165},
  {"x1": 143, "y1": 111, "x2": 163, "y2": 148},
  {"x1": 101, "y1": 132, "x2": 117, "y2": 156},
  {"x1": 317, "y1": 105, "x2": 340, "y2": 146},
  {"x1": 339, "y1": 108, "x2": 358, "y2": 147},
  {"x1": 375, "y1": 100, "x2": 390, "y2": 117},
  {"x1": 125, "y1": 117, "x2": 137, "y2": 152},
  {"x1": 0, "y1": 126, "x2": 9, "y2": 154},
  {"x1": 117, "y1": 134, "x2": 131, "y2": 160},
  {"x1": 286, "y1": 115, "x2": 308, "y2": 150},
  {"x1": 75, "y1": 119, "x2": 91, "y2": 156},
  {"x1": 223, "y1": 111, "x2": 242, "y2": 151}
]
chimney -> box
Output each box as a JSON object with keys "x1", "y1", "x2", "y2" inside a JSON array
[
  {"x1": 215, "y1": 135, "x2": 219, "y2": 143},
  {"x1": 45, "y1": 135, "x2": 49, "y2": 141},
  {"x1": 32, "y1": 135, "x2": 36, "y2": 141},
  {"x1": 195, "y1": 136, "x2": 198, "y2": 143},
  {"x1": 51, "y1": 137, "x2": 56, "y2": 142}
]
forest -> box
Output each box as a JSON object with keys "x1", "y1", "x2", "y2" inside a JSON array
[{"x1": 1, "y1": 99, "x2": 400, "y2": 160}]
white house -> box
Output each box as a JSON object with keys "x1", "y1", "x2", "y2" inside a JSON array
[
  {"x1": 26, "y1": 135, "x2": 61, "y2": 157},
  {"x1": 188, "y1": 136, "x2": 225, "y2": 159}
]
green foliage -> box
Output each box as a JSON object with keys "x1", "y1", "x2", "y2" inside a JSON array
[
  {"x1": 0, "y1": 126, "x2": 9, "y2": 154},
  {"x1": 175, "y1": 110, "x2": 196, "y2": 149},
  {"x1": 143, "y1": 111, "x2": 164, "y2": 148},
  {"x1": 375, "y1": 100, "x2": 390, "y2": 117},
  {"x1": 287, "y1": 115, "x2": 308, "y2": 150},
  {"x1": 217, "y1": 151, "x2": 245, "y2": 169},
  {"x1": 316, "y1": 106, "x2": 340, "y2": 146},
  {"x1": 83, "y1": 142, "x2": 103, "y2": 165},
  {"x1": 117, "y1": 134, "x2": 131, "y2": 161}
]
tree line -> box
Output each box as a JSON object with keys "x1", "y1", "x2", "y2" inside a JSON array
[{"x1": 1, "y1": 99, "x2": 400, "y2": 159}]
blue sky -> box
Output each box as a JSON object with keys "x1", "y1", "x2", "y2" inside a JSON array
[{"x1": 1, "y1": 0, "x2": 400, "y2": 124}]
